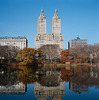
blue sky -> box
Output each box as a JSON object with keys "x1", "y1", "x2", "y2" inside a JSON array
[{"x1": 0, "y1": 0, "x2": 99, "y2": 49}]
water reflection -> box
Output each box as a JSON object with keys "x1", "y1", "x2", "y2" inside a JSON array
[
  {"x1": 34, "y1": 68, "x2": 65, "y2": 100},
  {"x1": 0, "y1": 65, "x2": 99, "y2": 99},
  {"x1": 0, "y1": 66, "x2": 26, "y2": 94},
  {"x1": 69, "y1": 66, "x2": 99, "y2": 95},
  {"x1": 69, "y1": 83, "x2": 88, "y2": 96}
]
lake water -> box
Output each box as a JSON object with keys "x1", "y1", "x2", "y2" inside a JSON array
[{"x1": 0, "y1": 65, "x2": 99, "y2": 100}]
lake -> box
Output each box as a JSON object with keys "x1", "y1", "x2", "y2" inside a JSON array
[{"x1": 0, "y1": 65, "x2": 99, "y2": 100}]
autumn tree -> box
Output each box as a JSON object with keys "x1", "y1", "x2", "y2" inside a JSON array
[
  {"x1": 60, "y1": 49, "x2": 72, "y2": 63},
  {"x1": 16, "y1": 47, "x2": 42, "y2": 65},
  {"x1": 38, "y1": 45, "x2": 61, "y2": 63}
]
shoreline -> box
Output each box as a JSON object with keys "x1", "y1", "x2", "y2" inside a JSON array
[{"x1": 0, "y1": 62, "x2": 99, "y2": 67}]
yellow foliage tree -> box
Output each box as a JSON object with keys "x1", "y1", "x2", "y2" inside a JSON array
[{"x1": 16, "y1": 47, "x2": 42, "y2": 65}]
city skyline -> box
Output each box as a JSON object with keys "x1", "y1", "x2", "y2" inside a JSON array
[{"x1": 0, "y1": 0, "x2": 99, "y2": 49}]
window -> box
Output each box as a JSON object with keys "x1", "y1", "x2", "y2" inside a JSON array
[
  {"x1": 39, "y1": 35, "x2": 41, "y2": 40},
  {"x1": 7, "y1": 43, "x2": 9, "y2": 45},
  {"x1": 36, "y1": 36, "x2": 38, "y2": 41}
]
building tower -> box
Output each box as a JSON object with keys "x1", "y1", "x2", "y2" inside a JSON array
[
  {"x1": 52, "y1": 9, "x2": 61, "y2": 34},
  {"x1": 38, "y1": 9, "x2": 46, "y2": 34},
  {"x1": 35, "y1": 9, "x2": 64, "y2": 50}
]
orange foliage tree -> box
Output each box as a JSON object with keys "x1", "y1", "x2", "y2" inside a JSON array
[{"x1": 60, "y1": 49, "x2": 72, "y2": 63}]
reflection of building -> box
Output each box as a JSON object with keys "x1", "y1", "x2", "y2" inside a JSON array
[
  {"x1": 34, "y1": 70, "x2": 65, "y2": 100},
  {"x1": 0, "y1": 67, "x2": 27, "y2": 94},
  {"x1": 0, "y1": 36, "x2": 28, "y2": 49},
  {"x1": 35, "y1": 9, "x2": 64, "y2": 49},
  {"x1": 68, "y1": 36, "x2": 87, "y2": 49},
  {"x1": 0, "y1": 82, "x2": 26, "y2": 94},
  {"x1": 69, "y1": 82, "x2": 88, "y2": 95}
]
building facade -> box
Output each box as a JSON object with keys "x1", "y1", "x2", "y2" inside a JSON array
[
  {"x1": 35, "y1": 9, "x2": 64, "y2": 49},
  {"x1": 68, "y1": 36, "x2": 87, "y2": 49},
  {"x1": 0, "y1": 36, "x2": 28, "y2": 49}
]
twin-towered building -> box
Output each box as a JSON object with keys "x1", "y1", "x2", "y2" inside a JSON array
[
  {"x1": 0, "y1": 10, "x2": 64, "y2": 50},
  {"x1": 0, "y1": 10, "x2": 88, "y2": 50},
  {"x1": 35, "y1": 9, "x2": 64, "y2": 49}
]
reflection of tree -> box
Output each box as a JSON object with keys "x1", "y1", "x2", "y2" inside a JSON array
[
  {"x1": 68, "y1": 66, "x2": 89, "y2": 95},
  {"x1": 61, "y1": 67, "x2": 72, "y2": 82},
  {"x1": 69, "y1": 66, "x2": 99, "y2": 95},
  {"x1": 0, "y1": 66, "x2": 18, "y2": 86},
  {"x1": 16, "y1": 66, "x2": 42, "y2": 85},
  {"x1": 89, "y1": 67, "x2": 99, "y2": 86},
  {"x1": 39, "y1": 70, "x2": 60, "y2": 87},
  {"x1": 0, "y1": 66, "x2": 26, "y2": 95},
  {"x1": 70, "y1": 66, "x2": 89, "y2": 86}
]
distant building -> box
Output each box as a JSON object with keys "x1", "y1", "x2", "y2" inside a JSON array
[
  {"x1": 35, "y1": 9, "x2": 64, "y2": 49},
  {"x1": 0, "y1": 36, "x2": 28, "y2": 49},
  {"x1": 68, "y1": 36, "x2": 87, "y2": 49}
]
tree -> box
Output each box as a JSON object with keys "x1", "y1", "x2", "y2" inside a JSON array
[
  {"x1": 7, "y1": 46, "x2": 19, "y2": 62},
  {"x1": 69, "y1": 45, "x2": 99, "y2": 64},
  {"x1": 0, "y1": 46, "x2": 18, "y2": 63},
  {"x1": 92, "y1": 44, "x2": 99, "y2": 63},
  {"x1": 60, "y1": 49, "x2": 72, "y2": 63},
  {"x1": 70, "y1": 46, "x2": 88, "y2": 63},
  {"x1": 16, "y1": 47, "x2": 42, "y2": 65},
  {"x1": 38, "y1": 45, "x2": 61, "y2": 63}
]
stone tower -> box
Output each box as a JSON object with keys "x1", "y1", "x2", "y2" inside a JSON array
[
  {"x1": 52, "y1": 9, "x2": 61, "y2": 34},
  {"x1": 35, "y1": 9, "x2": 64, "y2": 50},
  {"x1": 38, "y1": 9, "x2": 46, "y2": 34}
]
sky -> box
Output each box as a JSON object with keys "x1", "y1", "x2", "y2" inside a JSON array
[{"x1": 0, "y1": 0, "x2": 99, "y2": 49}]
